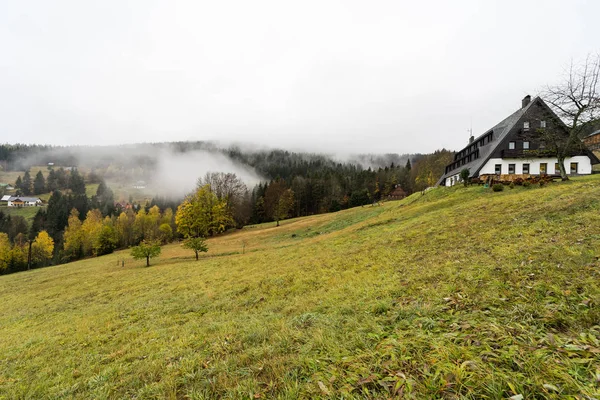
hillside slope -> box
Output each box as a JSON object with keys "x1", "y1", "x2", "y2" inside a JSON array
[{"x1": 1, "y1": 177, "x2": 600, "y2": 399}]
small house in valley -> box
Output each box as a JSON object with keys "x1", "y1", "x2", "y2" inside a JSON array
[
  {"x1": 5, "y1": 196, "x2": 42, "y2": 207},
  {"x1": 438, "y1": 96, "x2": 600, "y2": 186}
]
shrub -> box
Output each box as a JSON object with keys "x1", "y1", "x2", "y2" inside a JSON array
[
  {"x1": 523, "y1": 181, "x2": 532, "y2": 188},
  {"x1": 509, "y1": 182, "x2": 515, "y2": 189},
  {"x1": 492, "y1": 184, "x2": 504, "y2": 192},
  {"x1": 514, "y1": 177, "x2": 524, "y2": 186}
]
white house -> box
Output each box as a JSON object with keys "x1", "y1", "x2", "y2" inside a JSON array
[
  {"x1": 5, "y1": 196, "x2": 43, "y2": 207},
  {"x1": 438, "y1": 95, "x2": 600, "y2": 186}
]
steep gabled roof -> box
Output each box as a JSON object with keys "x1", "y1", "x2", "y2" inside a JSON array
[{"x1": 437, "y1": 98, "x2": 536, "y2": 185}]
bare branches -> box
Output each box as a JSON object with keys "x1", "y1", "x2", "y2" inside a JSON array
[{"x1": 543, "y1": 53, "x2": 600, "y2": 129}]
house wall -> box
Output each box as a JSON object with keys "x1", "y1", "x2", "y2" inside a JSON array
[
  {"x1": 480, "y1": 156, "x2": 592, "y2": 175},
  {"x1": 445, "y1": 173, "x2": 461, "y2": 187}
]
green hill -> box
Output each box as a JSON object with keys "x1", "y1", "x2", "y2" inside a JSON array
[{"x1": 1, "y1": 176, "x2": 600, "y2": 398}]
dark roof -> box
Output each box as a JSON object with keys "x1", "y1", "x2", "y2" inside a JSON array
[
  {"x1": 585, "y1": 129, "x2": 600, "y2": 138},
  {"x1": 437, "y1": 98, "x2": 536, "y2": 185}
]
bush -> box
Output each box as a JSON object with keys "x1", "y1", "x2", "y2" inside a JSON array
[
  {"x1": 523, "y1": 181, "x2": 532, "y2": 188},
  {"x1": 509, "y1": 182, "x2": 515, "y2": 189},
  {"x1": 492, "y1": 184, "x2": 504, "y2": 192}
]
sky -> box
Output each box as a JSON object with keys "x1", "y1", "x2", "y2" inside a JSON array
[{"x1": 1, "y1": 0, "x2": 599, "y2": 154}]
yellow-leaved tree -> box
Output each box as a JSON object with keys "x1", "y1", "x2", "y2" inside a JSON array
[
  {"x1": 0, "y1": 233, "x2": 10, "y2": 272},
  {"x1": 32, "y1": 230, "x2": 54, "y2": 267},
  {"x1": 176, "y1": 184, "x2": 233, "y2": 260},
  {"x1": 63, "y1": 209, "x2": 84, "y2": 260},
  {"x1": 176, "y1": 184, "x2": 233, "y2": 238}
]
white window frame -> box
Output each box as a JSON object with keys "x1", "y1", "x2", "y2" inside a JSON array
[
  {"x1": 523, "y1": 121, "x2": 530, "y2": 130},
  {"x1": 508, "y1": 142, "x2": 516, "y2": 150},
  {"x1": 523, "y1": 141, "x2": 530, "y2": 149},
  {"x1": 540, "y1": 120, "x2": 546, "y2": 128}
]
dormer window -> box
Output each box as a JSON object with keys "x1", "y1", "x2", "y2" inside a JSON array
[
  {"x1": 509, "y1": 142, "x2": 515, "y2": 150},
  {"x1": 540, "y1": 120, "x2": 546, "y2": 128},
  {"x1": 523, "y1": 122, "x2": 530, "y2": 131}
]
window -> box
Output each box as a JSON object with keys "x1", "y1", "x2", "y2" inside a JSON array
[
  {"x1": 495, "y1": 164, "x2": 502, "y2": 175},
  {"x1": 540, "y1": 163, "x2": 547, "y2": 175},
  {"x1": 555, "y1": 163, "x2": 560, "y2": 173},
  {"x1": 508, "y1": 164, "x2": 516, "y2": 174},
  {"x1": 523, "y1": 141, "x2": 530, "y2": 149},
  {"x1": 509, "y1": 142, "x2": 516, "y2": 150},
  {"x1": 540, "y1": 120, "x2": 546, "y2": 128},
  {"x1": 570, "y1": 163, "x2": 578, "y2": 174},
  {"x1": 522, "y1": 163, "x2": 530, "y2": 174},
  {"x1": 523, "y1": 121, "x2": 530, "y2": 131}
]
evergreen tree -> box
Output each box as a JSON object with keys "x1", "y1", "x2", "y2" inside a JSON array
[
  {"x1": 46, "y1": 190, "x2": 69, "y2": 239},
  {"x1": 14, "y1": 176, "x2": 23, "y2": 194},
  {"x1": 33, "y1": 171, "x2": 46, "y2": 195},
  {"x1": 22, "y1": 171, "x2": 32, "y2": 195},
  {"x1": 68, "y1": 169, "x2": 86, "y2": 195},
  {"x1": 46, "y1": 169, "x2": 59, "y2": 192}
]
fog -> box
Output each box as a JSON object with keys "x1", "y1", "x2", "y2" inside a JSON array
[{"x1": 153, "y1": 148, "x2": 264, "y2": 198}]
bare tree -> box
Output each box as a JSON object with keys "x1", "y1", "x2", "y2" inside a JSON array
[{"x1": 541, "y1": 54, "x2": 600, "y2": 180}]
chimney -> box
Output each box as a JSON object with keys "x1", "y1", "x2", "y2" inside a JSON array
[
  {"x1": 469, "y1": 135, "x2": 474, "y2": 144},
  {"x1": 522, "y1": 95, "x2": 531, "y2": 108}
]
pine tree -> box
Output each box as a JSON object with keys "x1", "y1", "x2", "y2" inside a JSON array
[
  {"x1": 46, "y1": 169, "x2": 58, "y2": 192},
  {"x1": 68, "y1": 169, "x2": 86, "y2": 195},
  {"x1": 33, "y1": 171, "x2": 46, "y2": 195},
  {"x1": 22, "y1": 171, "x2": 32, "y2": 195},
  {"x1": 14, "y1": 176, "x2": 23, "y2": 194}
]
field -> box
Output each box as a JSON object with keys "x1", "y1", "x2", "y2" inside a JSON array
[
  {"x1": 0, "y1": 205, "x2": 44, "y2": 223},
  {"x1": 1, "y1": 176, "x2": 600, "y2": 398}
]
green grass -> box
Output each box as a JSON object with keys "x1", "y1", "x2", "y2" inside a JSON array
[
  {"x1": 0, "y1": 206, "x2": 44, "y2": 223},
  {"x1": 2, "y1": 177, "x2": 600, "y2": 398}
]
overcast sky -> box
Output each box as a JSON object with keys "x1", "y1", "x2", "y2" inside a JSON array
[{"x1": 1, "y1": 0, "x2": 598, "y2": 154}]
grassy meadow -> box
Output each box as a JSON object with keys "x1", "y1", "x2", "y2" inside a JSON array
[
  {"x1": 1, "y1": 176, "x2": 600, "y2": 399},
  {"x1": 0, "y1": 206, "x2": 44, "y2": 223}
]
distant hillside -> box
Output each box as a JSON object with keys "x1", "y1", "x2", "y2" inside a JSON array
[{"x1": 1, "y1": 175, "x2": 599, "y2": 398}]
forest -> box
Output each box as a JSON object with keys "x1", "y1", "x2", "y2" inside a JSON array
[{"x1": 0, "y1": 143, "x2": 453, "y2": 274}]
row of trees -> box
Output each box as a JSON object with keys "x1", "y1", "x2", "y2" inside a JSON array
[
  {"x1": 0, "y1": 230, "x2": 54, "y2": 273},
  {"x1": 14, "y1": 168, "x2": 86, "y2": 196}
]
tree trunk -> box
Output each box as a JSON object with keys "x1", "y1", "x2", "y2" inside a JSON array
[
  {"x1": 557, "y1": 156, "x2": 569, "y2": 181},
  {"x1": 146, "y1": 256, "x2": 150, "y2": 267},
  {"x1": 195, "y1": 251, "x2": 198, "y2": 260},
  {"x1": 276, "y1": 217, "x2": 280, "y2": 227}
]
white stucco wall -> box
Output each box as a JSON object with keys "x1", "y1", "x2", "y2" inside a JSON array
[
  {"x1": 479, "y1": 156, "x2": 592, "y2": 175},
  {"x1": 445, "y1": 174, "x2": 461, "y2": 186}
]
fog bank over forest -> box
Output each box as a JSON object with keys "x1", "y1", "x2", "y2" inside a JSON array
[{"x1": 6, "y1": 141, "x2": 414, "y2": 198}]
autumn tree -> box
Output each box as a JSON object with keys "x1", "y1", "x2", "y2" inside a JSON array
[
  {"x1": 264, "y1": 180, "x2": 295, "y2": 227},
  {"x1": 131, "y1": 241, "x2": 161, "y2": 267},
  {"x1": 31, "y1": 230, "x2": 54, "y2": 267},
  {"x1": 0, "y1": 233, "x2": 10, "y2": 272},
  {"x1": 158, "y1": 223, "x2": 173, "y2": 244},
  {"x1": 81, "y1": 209, "x2": 103, "y2": 256},
  {"x1": 63, "y1": 209, "x2": 84, "y2": 260},
  {"x1": 199, "y1": 172, "x2": 250, "y2": 228},
  {"x1": 182, "y1": 237, "x2": 208, "y2": 260},
  {"x1": 115, "y1": 210, "x2": 135, "y2": 248},
  {"x1": 176, "y1": 184, "x2": 233, "y2": 238}
]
